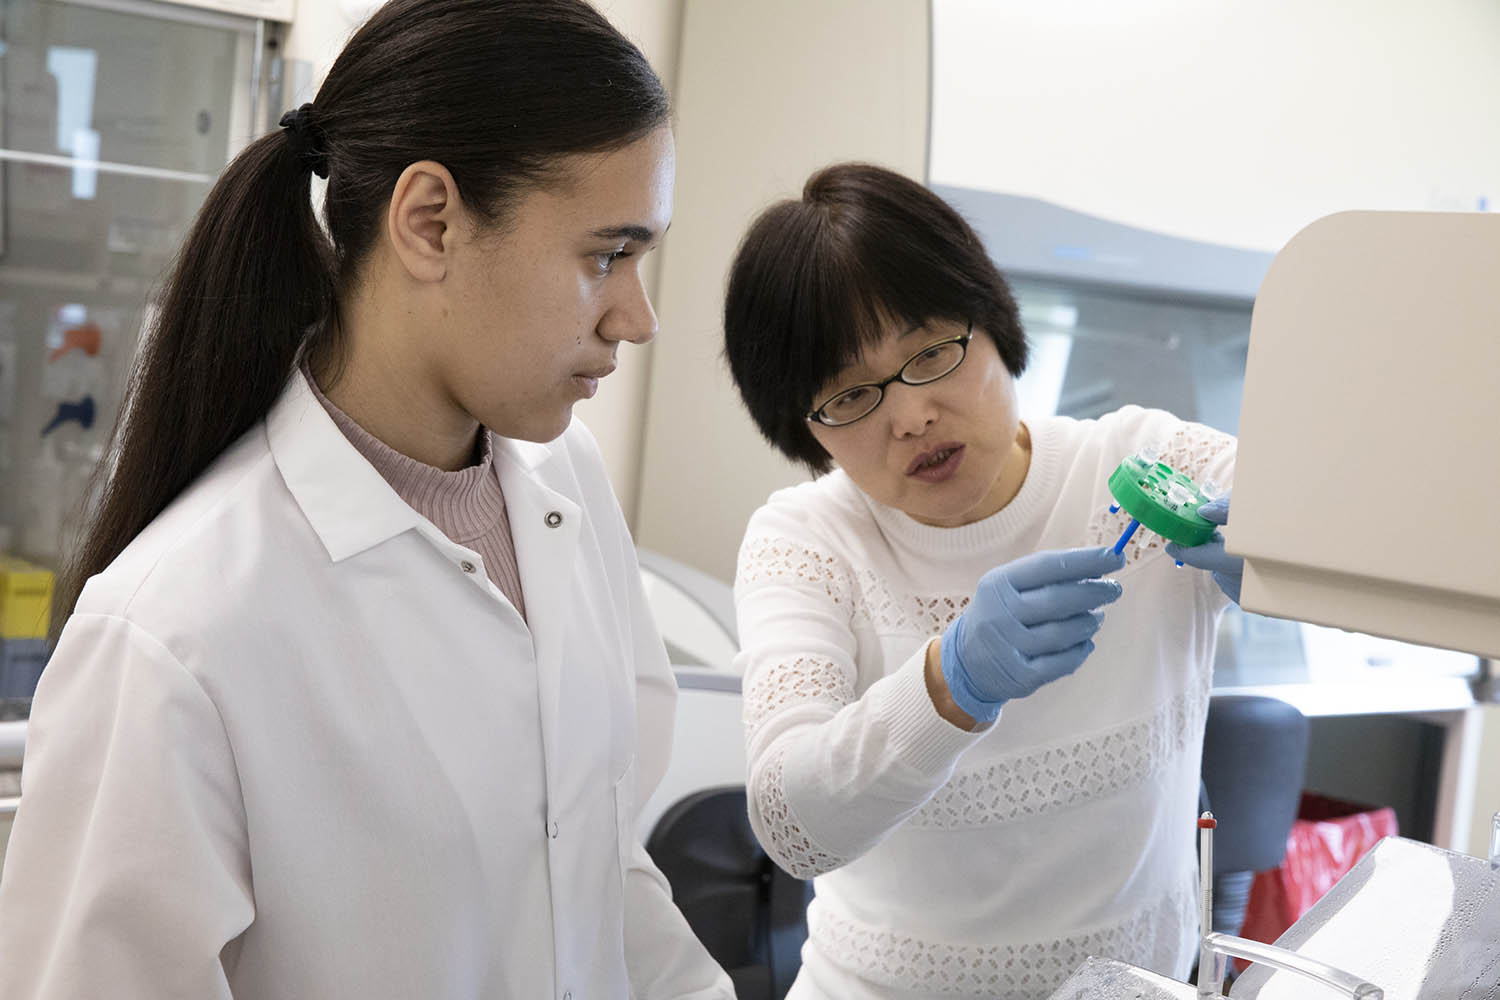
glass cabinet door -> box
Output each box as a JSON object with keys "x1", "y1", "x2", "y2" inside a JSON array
[{"x1": 0, "y1": 0, "x2": 260, "y2": 563}]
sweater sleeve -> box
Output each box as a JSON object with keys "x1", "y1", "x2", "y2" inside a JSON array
[
  {"x1": 734, "y1": 502, "x2": 985, "y2": 879},
  {"x1": 1149, "y1": 411, "x2": 1236, "y2": 503}
]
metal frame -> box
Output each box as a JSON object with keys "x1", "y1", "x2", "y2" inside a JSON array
[{"x1": 54, "y1": 0, "x2": 261, "y2": 32}]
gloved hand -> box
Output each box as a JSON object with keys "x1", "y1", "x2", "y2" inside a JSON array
[
  {"x1": 1163, "y1": 494, "x2": 1242, "y2": 604},
  {"x1": 939, "y1": 546, "x2": 1126, "y2": 723}
]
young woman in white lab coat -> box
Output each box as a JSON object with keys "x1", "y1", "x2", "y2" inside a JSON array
[{"x1": 0, "y1": 2, "x2": 732, "y2": 998}]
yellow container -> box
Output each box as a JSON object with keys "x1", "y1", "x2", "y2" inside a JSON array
[{"x1": 0, "y1": 557, "x2": 55, "y2": 639}]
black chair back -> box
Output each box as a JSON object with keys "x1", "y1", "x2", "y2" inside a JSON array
[{"x1": 646, "y1": 785, "x2": 812, "y2": 1000}]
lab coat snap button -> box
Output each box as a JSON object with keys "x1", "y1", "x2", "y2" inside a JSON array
[
  {"x1": 544, "y1": 511, "x2": 563, "y2": 528},
  {"x1": 460, "y1": 560, "x2": 477, "y2": 574}
]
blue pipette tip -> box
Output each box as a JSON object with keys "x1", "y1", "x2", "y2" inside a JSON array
[
  {"x1": 1175, "y1": 560, "x2": 1184, "y2": 568},
  {"x1": 1112, "y1": 518, "x2": 1141, "y2": 555},
  {"x1": 1108, "y1": 504, "x2": 1120, "y2": 514}
]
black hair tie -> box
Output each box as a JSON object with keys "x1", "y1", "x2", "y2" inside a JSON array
[{"x1": 278, "y1": 103, "x2": 329, "y2": 179}]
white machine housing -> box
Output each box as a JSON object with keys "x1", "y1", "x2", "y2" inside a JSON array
[{"x1": 1228, "y1": 211, "x2": 1500, "y2": 659}]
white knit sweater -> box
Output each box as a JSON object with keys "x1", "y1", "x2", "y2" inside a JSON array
[{"x1": 733, "y1": 406, "x2": 1236, "y2": 1000}]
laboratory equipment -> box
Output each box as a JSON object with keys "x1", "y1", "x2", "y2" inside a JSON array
[
  {"x1": 637, "y1": 547, "x2": 739, "y2": 670},
  {"x1": 636, "y1": 668, "x2": 748, "y2": 843},
  {"x1": 0, "y1": 556, "x2": 53, "y2": 639},
  {"x1": 40, "y1": 395, "x2": 94, "y2": 437},
  {"x1": 1228, "y1": 211, "x2": 1500, "y2": 659},
  {"x1": 1194, "y1": 814, "x2": 1383, "y2": 999},
  {"x1": 1229, "y1": 834, "x2": 1500, "y2": 999},
  {"x1": 46, "y1": 321, "x2": 100, "y2": 363},
  {"x1": 1052, "y1": 807, "x2": 1500, "y2": 998},
  {"x1": 1219, "y1": 208, "x2": 1497, "y2": 857},
  {"x1": 1105, "y1": 451, "x2": 1222, "y2": 561},
  {"x1": 1106, "y1": 451, "x2": 1219, "y2": 554},
  {"x1": 1197, "y1": 812, "x2": 1216, "y2": 980},
  {"x1": 0, "y1": 552, "x2": 53, "y2": 718},
  {"x1": 1047, "y1": 956, "x2": 1199, "y2": 1000}
]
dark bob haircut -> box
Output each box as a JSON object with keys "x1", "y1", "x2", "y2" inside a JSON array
[{"x1": 723, "y1": 162, "x2": 1027, "y2": 474}]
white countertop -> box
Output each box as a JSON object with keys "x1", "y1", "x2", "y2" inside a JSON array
[
  {"x1": 1212, "y1": 616, "x2": 1481, "y2": 717},
  {"x1": 1213, "y1": 675, "x2": 1476, "y2": 718}
]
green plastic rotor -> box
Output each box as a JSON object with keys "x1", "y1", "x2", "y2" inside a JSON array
[{"x1": 1106, "y1": 455, "x2": 1217, "y2": 547}]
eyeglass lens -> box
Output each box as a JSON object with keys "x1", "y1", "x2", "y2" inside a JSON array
[{"x1": 819, "y1": 339, "x2": 966, "y2": 425}]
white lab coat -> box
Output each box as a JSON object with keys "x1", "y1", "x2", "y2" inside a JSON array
[{"x1": 0, "y1": 373, "x2": 732, "y2": 1000}]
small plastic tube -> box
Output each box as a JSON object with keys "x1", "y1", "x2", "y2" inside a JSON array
[
  {"x1": 1197, "y1": 812, "x2": 1216, "y2": 998},
  {"x1": 1199, "y1": 812, "x2": 1215, "y2": 932},
  {"x1": 1166, "y1": 481, "x2": 1197, "y2": 509}
]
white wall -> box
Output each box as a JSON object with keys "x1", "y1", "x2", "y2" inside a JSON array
[
  {"x1": 572, "y1": 0, "x2": 686, "y2": 526},
  {"x1": 632, "y1": 0, "x2": 930, "y2": 582},
  {"x1": 930, "y1": 0, "x2": 1500, "y2": 253},
  {"x1": 278, "y1": 0, "x2": 687, "y2": 522},
  {"x1": 280, "y1": 0, "x2": 360, "y2": 76}
]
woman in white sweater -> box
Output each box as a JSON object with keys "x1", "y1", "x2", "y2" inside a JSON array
[{"x1": 722, "y1": 164, "x2": 1243, "y2": 1000}]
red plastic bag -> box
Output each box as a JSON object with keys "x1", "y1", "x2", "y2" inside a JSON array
[{"x1": 1237, "y1": 793, "x2": 1399, "y2": 958}]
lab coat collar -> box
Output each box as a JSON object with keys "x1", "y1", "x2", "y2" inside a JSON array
[
  {"x1": 266, "y1": 372, "x2": 437, "y2": 563},
  {"x1": 266, "y1": 372, "x2": 575, "y2": 564},
  {"x1": 489, "y1": 432, "x2": 555, "y2": 476}
]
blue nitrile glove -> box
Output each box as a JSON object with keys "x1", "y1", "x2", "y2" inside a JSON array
[
  {"x1": 1164, "y1": 494, "x2": 1243, "y2": 604},
  {"x1": 939, "y1": 546, "x2": 1126, "y2": 723}
]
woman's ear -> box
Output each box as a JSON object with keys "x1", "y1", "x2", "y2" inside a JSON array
[{"x1": 385, "y1": 160, "x2": 461, "y2": 283}]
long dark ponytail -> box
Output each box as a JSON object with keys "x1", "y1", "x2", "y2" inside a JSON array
[{"x1": 53, "y1": 0, "x2": 669, "y2": 635}]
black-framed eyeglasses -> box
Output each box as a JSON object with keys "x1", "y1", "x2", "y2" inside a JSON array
[{"x1": 806, "y1": 324, "x2": 973, "y2": 427}]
